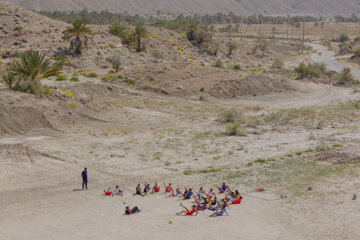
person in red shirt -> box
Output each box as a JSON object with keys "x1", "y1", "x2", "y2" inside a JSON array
[
  {"x1": 177, "y1": 203, "x2": 198, "y2": 216},
  {"x1": 164, "y1": 182, "x2": 172, "y2": 193},
  {"x1": 104, "y1": 187, "x2": 112, "y2": 196},
  {"x1": 151, "y1": 182, "x2": 160, "y2": 193}
]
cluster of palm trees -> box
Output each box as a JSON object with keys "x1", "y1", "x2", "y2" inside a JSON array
[{"x1": 1, "y1": 18, "x2": 148, "y2": 94}]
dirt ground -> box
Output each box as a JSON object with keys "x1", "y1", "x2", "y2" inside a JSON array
[{"x1": 1, "y1": 3, "x2": 360, "y2": 240}]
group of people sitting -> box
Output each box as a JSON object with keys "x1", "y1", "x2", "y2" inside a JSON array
[
  {"x1": 177, "y1": 183, "x2": 243, "y2": 217},
  {"x1": 104, "y1": 182, "x2": 242, "y2": 217}
]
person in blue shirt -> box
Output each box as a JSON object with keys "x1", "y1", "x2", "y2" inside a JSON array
[{"x1": 81, "y1": 168, "x2": 88, "y2": 190}]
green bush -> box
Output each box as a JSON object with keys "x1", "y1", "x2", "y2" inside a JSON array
[
  {"x1": 334, "y1": 68, "x2": 353, "y2": 85},
  {"x1": 227, "y1": 40, "x2": 238, "y2": 56},
  {"x1": 294, "y1": 62, "x2": 327, "y2": 79},
  {"x1": 112, "y1": 61, "x2": 121, "y2": 72},
  {"x1": 219, "y1": 109, "x2": 239, "y2": 123},
  {"x1": 233, "y1": 64, "x2": 241, "y2": 70},
  {"x1": 225, "y1": 123, "x2": 247, "y2": 136},
  {"x1": 272, "y1": 58, "x2": 284, "y2": 69},
  {"x1": 86, "y1": 72, "x2": 98, "y2": 78},
  {"x1": 1, "y1": 50, "x2": 62, "y2": 94},
  {"x1": 354, "y1": 48, "x2": 360, "y2": 55},
  {"x1": 213, "y1": 59, "x2": 224, "y2": 68},
  {"x1": 56, "y1": 75, "x2": 68, "y2": 81},
  {"x1": 68, "y1": 101, "x2": 77, "y2": 109},
  {"x1": 109, "y1": 23, "x2": 125, "y2": 36},
  {"x1": 70, "y1": 73, "x2": 79, "y2": 82}
]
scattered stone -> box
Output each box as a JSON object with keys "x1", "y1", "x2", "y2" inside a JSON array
[
  {"x1": 177, "y1": 85, "x2": 183, "y2": 90},
  {"x1": 21, "y1": 38, "x2": 28, "y2": 43}
]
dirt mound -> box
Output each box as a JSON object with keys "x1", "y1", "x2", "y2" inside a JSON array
[
  {"x1": 109, "y1": 62, "x2": 298, "y2": 98},
  {"x1": 208, "y1": 75, "x2": 297, "y2": 98},
  {"x1": 0, "y1": 106, "x2": 53, "y2": 136},
  {"x1": 315, "y1": 147, "x2": 360, "y2": 165},
  {"x1": 0, "y1": 143, "x2": 63, "y2": 163}
]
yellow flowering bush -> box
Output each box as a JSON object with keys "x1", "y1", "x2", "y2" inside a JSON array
[
  {"x1": 47, "y1": 89, "x2": 53, "y2": 94},
  {"x1": 65, "y1": 90, "x2": 74, "y2": 98},
  {"x1": 107, "y1": 73, "x2": 116, "y2": 78}
]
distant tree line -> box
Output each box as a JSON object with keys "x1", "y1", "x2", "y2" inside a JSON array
[{"x1": 39, "y1": 10, "x2": 360, "y2": 30}]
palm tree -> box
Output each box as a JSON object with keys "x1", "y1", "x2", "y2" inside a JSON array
[
  {"x1": 62, "y1": 19, "x2": 92, "y2": 54},
  {"x1": 9, "y1": 50, "x2": 62, "y2": 93},
  {"x1": 134, "y1": 22, "x2": 147, "y2": 52}
]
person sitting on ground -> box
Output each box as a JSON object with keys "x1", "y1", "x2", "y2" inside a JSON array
[
  {"x1": 221, "y1": 198, "x2": 229, "y2": 209},
  {"x1": 219, "y1": 183, "x2": 228, "y2": 193},
  {"x1": 164, "y1": 182, "x2": 172, "y2": 193},
  {"x1": 184, "y1": 188, "x2": 193, "y2": 200},
  {"x1": 181, "y1": 187, "x2": 188, "y2": 198},
  {"x1": 177, "y1": 203, "x2": 198, "y2": 216},
  {"x1": 143, "y1": 183, "x2": 151, "y2": 195},
  {"x1": 232, "y1": 191, "x2": 243, "y2": 204},
  {"x1": 125, "y1": 206, "x2": 141, "y2": 215},
  {"x1": 134, "y1": 184, "x2": 144, "y2": 197},
  {"x1": 151, "y1": 182, "x2": 160, "y2": 193},
  {"x1": 104, "y1": 187, "x2": 112, "y2": 196},
  {"x1": 198, "y1": 187, "x2": 205, "y2": 195},
  {"x1": 209, "y1": 204, "x2": 228, "y2": 217},
  {"x1": 168, "y1": 188, "x2": 181, "y2": 197},
  {"x1": 114, "y1": 185, "x2": 123, "y2": 196},
  {"x1": 207, "y1": 188, "x2": 216, "y2": 199},
  {"x1": 225, "y1": 191, "x2": 235, "y2": 202},
  {"x1": 195, "y1": 198, "x2": 207, "y2": 211}
]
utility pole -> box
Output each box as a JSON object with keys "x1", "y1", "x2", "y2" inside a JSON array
[{"x1": 302, "y1": 22, "x2": 305, "y2": 53}]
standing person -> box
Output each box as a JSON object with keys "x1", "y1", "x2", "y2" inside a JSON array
[{"x1": 81, "y1": 167, "x2": 88, "y2": 190}]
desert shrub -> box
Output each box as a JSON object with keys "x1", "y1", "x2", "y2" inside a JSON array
[
  {"x1": 150, "y1": 48, "x2": 164, "y2": 59},
  {"x1": 334, "y1": 68, "x2": 353, "y2": 85},
  {"x1": 294, "y1": 62, "x2": 327, "y2": 79},
  {"x1": 109, "y1": 23, "x2": 124, "y2": 36},
  {"x1": 272, "y1": 58, "x2": 284, "y2": 69},
  {"x1": 86, "y1": 72, "x2": 98, "y2": 78},
  {"x1": 225, "y1": 123, "x2": 247, "y2": 136},
  {"x1": 213, "y1": 59, "x2": 224, "y2": 68},
  {"x1": 188, "y1": 29, "x2": 212, "y2": 45},
  {"x1": 339, "y1": 33, "x2": 350, "y2": 42},
  {"x1": 233, "y1": 64, "x2": 241, "y2": 70},
  {"x1": 56, "y1": 74, "x2": 67, "y2": 81},
  {"x1": 1, "y1": 72, "x2": 22, "y2": 91},
  {"x1": 68, "y1": 102, "x2": 77, "y2": 109},
  {"x1": 227, "y1": 40, "x2": 238, "y2": 56},
  {"x1": 120, "y1": 29, "x2": 136, "y2": 46},
  {"x1": 197, "y1": 168, "x2": 221, "y2": 174},
  {"x1": 70, "y1": 73, "x2": 79, "y2": 82},
  {"x1": 219, "y1": 109, "x2": 239, "y2": 123},
  {"x1": 112, "y1": 61, "x2": 121, "y2": 72},
  {"x1": 354, "y1": 48, "x2": 360, "y2": 55},
  {"x1": 14, "y1": 26, "x2": 22, "y2": 31},
  {"x1": 1, "y1": 50, "x2": 61, "y2": 94}
]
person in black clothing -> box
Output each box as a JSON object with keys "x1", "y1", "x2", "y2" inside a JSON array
[
  {"x1": 125, "y1": 206, "x2": 141, "y2": 215},
  {"x1": 81, "y1": 168, "x2": 88, "y2": 190}
]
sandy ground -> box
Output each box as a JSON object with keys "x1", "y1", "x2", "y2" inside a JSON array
[
  {"x1": 1, "y1": 3, "x2": 360, "y2": 240},
  {"x1": 1, "y1": 85, "x2": 360, "y2": 240}
]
